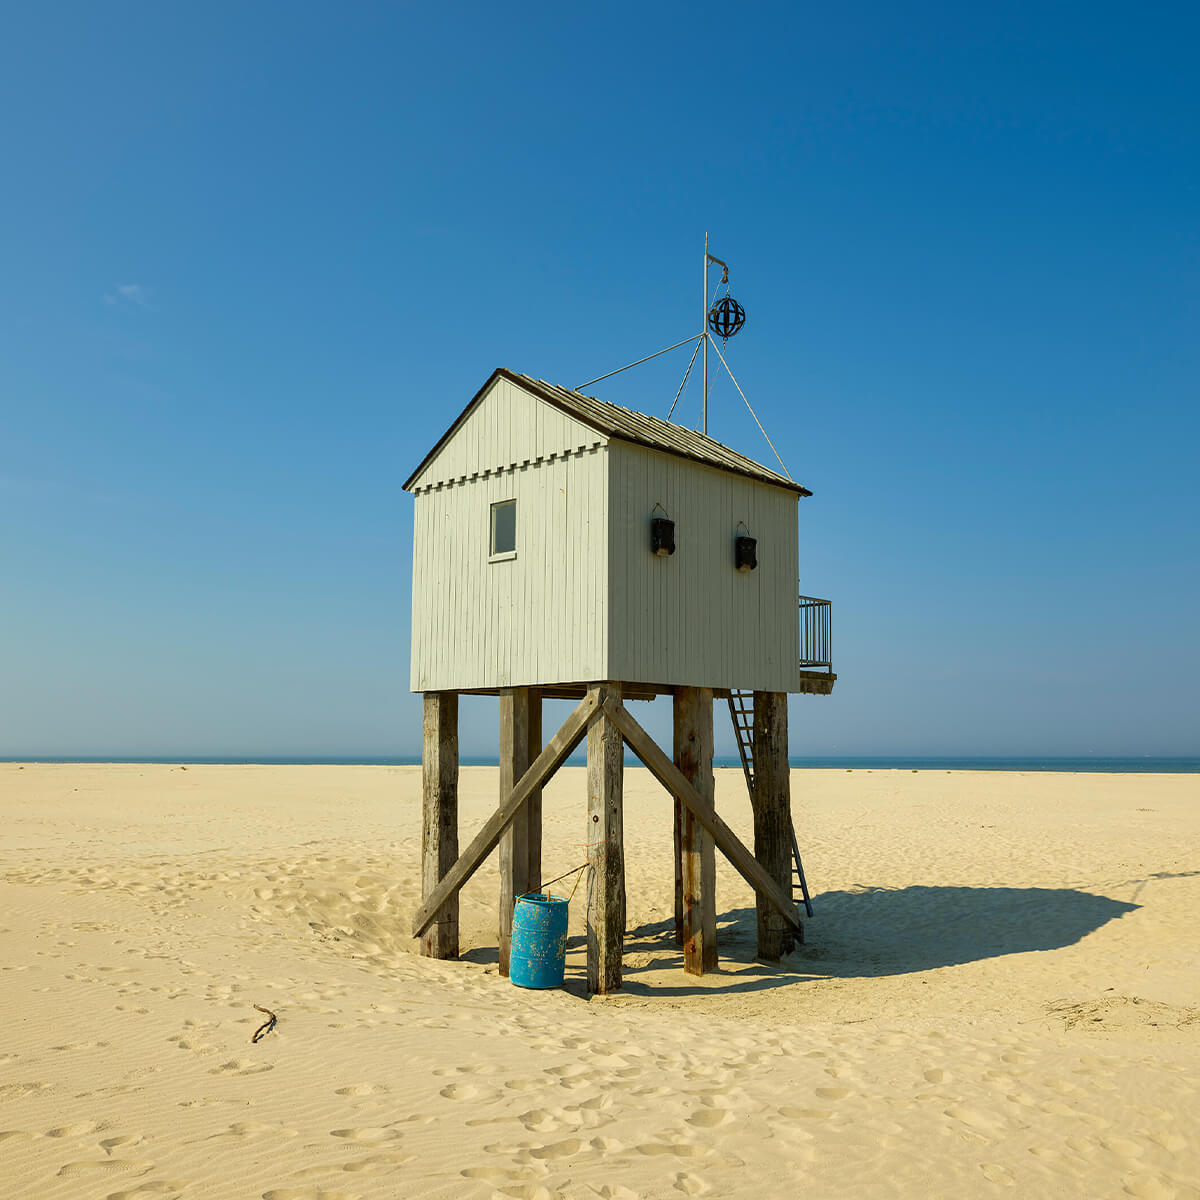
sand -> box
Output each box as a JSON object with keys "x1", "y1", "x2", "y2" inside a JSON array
[{"x1": 1, "y1": 762, "x2": 1197, "y2": 1199}]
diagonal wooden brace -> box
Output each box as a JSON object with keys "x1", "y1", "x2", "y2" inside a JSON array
[
  {"x1": 411, "y1": 687, "x2": 604, "y2": 939},
  {"x1": 603, "y1": 697, "x2": 803, "y2": 933}
]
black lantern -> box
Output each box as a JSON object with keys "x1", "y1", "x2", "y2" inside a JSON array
[
  {"x1": 651, "y1": 506, "x2": 675, "y2": 557},
  {"x1": 735, "y1": 522, "x2": 757, "y2": 572}
]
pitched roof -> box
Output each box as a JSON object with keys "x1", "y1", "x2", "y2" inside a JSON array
[{"x1": 403, "y1": 367, "x2": 811, "y2": 496}]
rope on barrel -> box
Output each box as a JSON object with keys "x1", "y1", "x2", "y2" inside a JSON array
[{"x1": 523, "y1": 834, "x2": 623, "y2": 906}]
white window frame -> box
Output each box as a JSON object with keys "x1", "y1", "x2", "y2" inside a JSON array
[{"x1": 489, "y1": 498, "x2": 517, "y2": 562}]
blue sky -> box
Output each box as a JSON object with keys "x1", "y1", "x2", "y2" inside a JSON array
[{"x1": 1, "y1": 3, "x2": 1196, "y2": 759}]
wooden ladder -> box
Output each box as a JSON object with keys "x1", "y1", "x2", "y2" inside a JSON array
[{"x1": 727, "y1": 690, "x2": 814, "y2": 918}]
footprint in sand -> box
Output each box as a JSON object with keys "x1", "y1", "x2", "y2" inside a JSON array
[
  {"x1": 439, "y1": 1082, "x2": 482, "y2": 1100},
  {"x1": 211, "y1": 1123, "x2": 299, "y2": 1140},
  {"x1": 341, "y1": 1153, "x2": 413, "y2": 1172},
  {"x1": 1123, "y1": 1173, "x2": 1182, "y2": 1200},
  {"x1": 1040, "y1": 1100, "x2": 1078, "y2": 1117},
  {"x1": 461, "y1": 1166, "x2": 543, "y2": 1184},
  {"x1": 815, "y1": 1086, "x2": 850, "y2": 1100},
  {"x1": 47, "y1": 1122, "x2": 104, "y2": 1137},
  {"x1": 518, "y1": 1109, "x2": 560, "y2": 1133},
  {"x1": 329, "y1": 1127, "x2": 402, "y2": 1143},
  {"x1": 333, "y1": 1084, "x2": 388, "y2": 1097},
  {"x1": 1100, "y1": 1135, "x2": 1145, "y2": 1159},
  {"x1": 528, "y1": 1137, "x2": 585, "y2": 1160},
  {"x1": 779, "y1": 1107, "x2": 832, "y2": 1121},
  {"x1": 106, "y1": 1185, "x2": 189, "y2": 1199},
  {"x1": 980, "y1": 1162, "x2": 1015, "y2": 1186},
  {"x1": 945, "y1": 1106, "x2": 1005, "y2": 1136},
  {"x1": 100, "y1": 1135, "x2": 144, "y2": 1154},
  {"x1": 685, "y1": 1108, "x2": 730, "y2": 1128},
  {"x1": 674, "y1": 1173, "x2": 709, "y2": 1196},
  {"x1": 58, "y1": 1160, "x2": 150, "y2": 1177},
  {"x1": 209, "y1": 1059, "x2": 273, "y2": 1077},
  {"x1": 636, "y1": 1142, "x2": 706, "y2": 1158},
  {"x1": 547, "y1": 1063, "x2": 590, "y2": 1080}
]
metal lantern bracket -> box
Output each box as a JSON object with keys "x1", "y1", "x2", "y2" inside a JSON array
[
  {"x1": 650, "y1": 503, "x2": 676, "y2": 558},
  {"x1": 734, "y1": 521, "x2": 758, "y2": 573}
]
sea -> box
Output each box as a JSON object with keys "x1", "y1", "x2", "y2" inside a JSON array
[{"x1": 6, "y1": 756, "x2": 1199, "y2": 773}]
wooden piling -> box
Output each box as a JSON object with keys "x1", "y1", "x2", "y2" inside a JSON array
[
  {"x1": 673, "y1": 687, "x2": 717, "y2": 974},
  {"x1": 498, "y1": 687, "x2": 535, "y2": 976},
  {"x1": 526, "y1": 690, "x2": 543, "y2": 893},
  {"x1": 587, "y1": 683, "x2": 624, "y2": 994},
  {"x1": 751, "y1": 690, "x2": 797, "y2": 959},
  {"x1": 672, "y1": 796, "x2": 684, "y2": 946},
  {"x1": 420, "y1": 691, "x2": 459, "y2": 960}
]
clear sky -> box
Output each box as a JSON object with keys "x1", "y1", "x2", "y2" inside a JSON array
[{"x1": 1, "y1": 3, "x2": 1196, "y2": 760}]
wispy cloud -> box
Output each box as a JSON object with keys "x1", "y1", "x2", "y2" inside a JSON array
[{"x1": 103, "y1": 283, "x2": 151, "y2": 308}]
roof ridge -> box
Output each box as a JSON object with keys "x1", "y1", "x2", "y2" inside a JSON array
[
  {"x1": 505, "y1": 368, "x2": 809, "y2": 497},
  {"x1": 403, "y1": 367, "x2": 811, "y2": 497}
]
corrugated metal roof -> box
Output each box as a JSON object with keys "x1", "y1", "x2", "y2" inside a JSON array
[{"x1": 403, "y1": 367, "x2": 811, "y2": 496}]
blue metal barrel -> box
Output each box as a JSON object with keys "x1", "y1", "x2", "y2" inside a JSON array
[{"x1": 510, "y1": 892, "x2": 569, "y2": 988}]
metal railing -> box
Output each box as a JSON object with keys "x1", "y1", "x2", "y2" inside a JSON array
[{"x1": 798, "y1": 594, "x2": 832, "y2": 669}]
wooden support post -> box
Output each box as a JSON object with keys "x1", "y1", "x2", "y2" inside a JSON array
[
  {"x1": 420, "y1": 692, "x2": 459, "y2": 959},
  {"x1": 499, "y1": 687, "x2": 534, "y2": 977},
  {"x1": 587, "y1": 683, "x2": 624, "y2": 994},
  {"x1": 673, "y1": 687, "x2": 717, "y2": 974},
  {"x1": 752, "y1": 691, "x2": 798, "y2": 959},
  {"x1": 526, "y1": 690, "x2": 543, "y2": 893}
]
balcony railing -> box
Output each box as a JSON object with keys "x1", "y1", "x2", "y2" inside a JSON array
[{"x1": 798, "y1": 594, "x2": 832, "y2": 669}]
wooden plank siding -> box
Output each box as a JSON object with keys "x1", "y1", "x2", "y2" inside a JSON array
[
  {"x1": 407, "y1": 376, "x2": 600, "y2": 490},
  {"x1": 409, "y1": 442, "x2": 610, "y2": 693},
  {"x1": 605, "y1": 442, "x2": 802, "y2": 694}
]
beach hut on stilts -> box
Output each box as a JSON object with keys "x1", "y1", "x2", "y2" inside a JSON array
[{"x1": 407, "y1": 241, "x2": 835, "y2": 993}]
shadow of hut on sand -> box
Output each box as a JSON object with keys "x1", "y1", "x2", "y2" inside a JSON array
[{"x1": 612, "y1": 884, "x2": 1140, "y2": 998}]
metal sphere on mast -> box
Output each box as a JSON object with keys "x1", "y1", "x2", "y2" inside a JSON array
[
  {"x1": 707, "y1": 295, "x2": 746, "y2": 339},
  {"x1": 702, "y1": 236, "x2": 747, "y2": 434}
]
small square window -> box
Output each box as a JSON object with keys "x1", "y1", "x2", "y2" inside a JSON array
[{"x1": 490, "y1": 499, "x2": 516, "y2": 557}]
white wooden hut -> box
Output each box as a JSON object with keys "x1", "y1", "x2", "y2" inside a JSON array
[{"x1": 406, "y1": 368, "x2": 835, "y2": 993}]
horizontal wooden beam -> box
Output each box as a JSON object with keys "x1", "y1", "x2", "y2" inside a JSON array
[
  {"x1": 411, "y1": 688, "x2": 602, "y2": 938},
  {"x1": 603, "y1": 697, "x2": 803, "y2": 933},
  {"x1": 795, "y1": 671, "x2": 837, "y2": 696}
]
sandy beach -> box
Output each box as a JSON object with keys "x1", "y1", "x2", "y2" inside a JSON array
[{"x1": 1, "y1": 762, "x2": 1196, "y2": 1199}]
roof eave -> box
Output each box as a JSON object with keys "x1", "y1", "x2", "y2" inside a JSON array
[
  {"x1": 401, "y1": 367, "x2": 509, "y2": 492},
  {"x1": 602, "y1": 434, "x2": 813, "y2": 497}
]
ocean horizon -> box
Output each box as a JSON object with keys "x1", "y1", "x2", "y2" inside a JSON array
[{"x1": 5, "y1": 755, "x2": 1199, "y2": 774}]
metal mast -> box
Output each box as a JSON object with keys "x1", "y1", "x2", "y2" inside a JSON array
[
  {"x1": 702, "y1": 236, "x2": 731, "y2": 438},
  {"x1": 702, "y1": 232, "x2": 709, "y2": 436}
]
